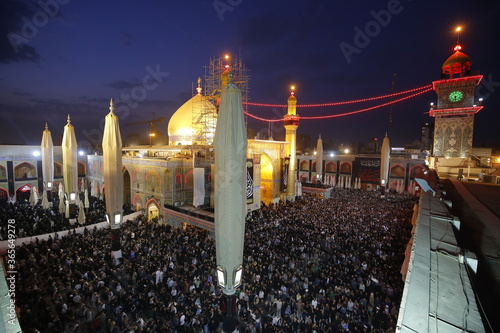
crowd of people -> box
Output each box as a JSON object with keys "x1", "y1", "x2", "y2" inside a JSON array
[
  {"x1": 0, "y1": 194, "x2": 133, "y2": 239},
  {"x1": 12, "y1": 189, "x2": 417, "y2": 332}
]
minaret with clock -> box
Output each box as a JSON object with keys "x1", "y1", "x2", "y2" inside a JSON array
[{"x1": 430, "y1": 32, "x2": 483, "y2": 159}]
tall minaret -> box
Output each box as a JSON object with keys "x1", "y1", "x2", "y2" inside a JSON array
[
  {"x1": 284, "y1": 86, "x2": 300, "y2": 200},
  {"x1": 430, "y1": 27, "x2": 483, "y2": 160}
]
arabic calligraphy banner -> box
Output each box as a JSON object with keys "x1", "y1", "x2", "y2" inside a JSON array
[{"x1": 353, "y1": 157, "x2": 381, "y2": 184}]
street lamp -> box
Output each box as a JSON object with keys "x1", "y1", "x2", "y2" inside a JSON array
[{"x1": 149, "y1": 133, "x2": 155, "y2": 145}]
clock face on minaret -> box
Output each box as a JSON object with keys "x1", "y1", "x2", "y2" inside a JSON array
[{"x1": 448, "y1": 90, "x2": 464, "y2": 102}]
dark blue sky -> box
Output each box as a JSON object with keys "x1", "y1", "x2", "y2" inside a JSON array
[{"x1": 1, "y1": 0, "x2": 499, "y2": 151}]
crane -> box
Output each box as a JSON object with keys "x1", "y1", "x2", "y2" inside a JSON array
[{"x1": 124, "y1": 113, "x2": 166, "y2": 145}]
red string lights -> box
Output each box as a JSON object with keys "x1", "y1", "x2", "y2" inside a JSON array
[
  {"x1": 243, "y1": 84, "x2": 432, "y2": 108},
  {"x1": 243, "y1": 85, "x2": 433, "y2": 123}
]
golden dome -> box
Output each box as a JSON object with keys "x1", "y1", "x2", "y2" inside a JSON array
[{"x1": 168, "y1": 94, "x2": 217, "y2": 145}]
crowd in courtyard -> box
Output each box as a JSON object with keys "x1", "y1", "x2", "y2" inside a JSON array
[
  {"x1": 12, "y1": 189, "x2": 417, "y2": 332},
  {"x1": 0, "y1": 194, "x2": 133, "y2": 239}
]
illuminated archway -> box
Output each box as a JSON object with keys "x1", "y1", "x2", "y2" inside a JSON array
[
  {"x1": 260, "y1": 153, "x2": 274, "y2": 202},
  {"x1": 15, "y1": 184, "x2": 32, "y2": 202},
  {"x1": 146, "y1": 198, "x2": 160, "y2": 221}
]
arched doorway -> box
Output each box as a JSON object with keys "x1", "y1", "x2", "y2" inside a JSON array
[
  {"x1": 123, "y1": 168, "x2": 131, "y2": 205},
  {"x1": 260, "y1": 153, "x2": 274, "y2": 203},
  {"x1": 147, "y1": 200, "x2": 160, "y2": 221},
  {"x1": 0, "y1": 188, "x2": 8, "y2": 203},
  {"x1": 16, "y1": 184, "x2": 32, "y2": 203}
]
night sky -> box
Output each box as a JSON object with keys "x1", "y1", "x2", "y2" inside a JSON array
[{"x1": 1, "y1": 0, "x2": 499, "y2": 152}]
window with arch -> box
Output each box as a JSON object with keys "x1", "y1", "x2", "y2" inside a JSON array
[
  {"x1": 299, "y1": 160, "x2": 309, "y2": 171},
  {"x1": 164, "y1": 169, "x2": 172, "y2": 192},
  {"x1": 14, "y1": 162, "x2": 36, "y2": 179},
  {"x1": 0, "y1": 165, "x2": 6, "y2": 180},
  {"x1": 339, "y1": 162, "x2": 352, "y2": 174},
  {"x1": 145, "y1": 169, "x2": 160, "y2": 193},
  {"x1": 325, "y1": 161, "x2": 337, "y2": 173},
  {"x1": 410, "y1": 165, "x2": 425, "y2": 179},
  {"x1": 390, "y1": 164, "x2": 405, "y2": 178}
]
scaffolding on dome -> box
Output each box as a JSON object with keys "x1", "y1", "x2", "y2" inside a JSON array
[{"x1": 192, "y1": 54, "x2": 250, "y2": 147}]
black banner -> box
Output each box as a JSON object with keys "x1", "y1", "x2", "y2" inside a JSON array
[
  {"x1": 353, "y1": 157, "x2": 380, "y2": 184},
  {"x1": 246, "y1": 159, "x2": 254, "y2": 204}
]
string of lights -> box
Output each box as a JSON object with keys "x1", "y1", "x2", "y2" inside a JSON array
[
  {"x1": 244, "y1": 87, "x2": 433, "y2": 122},
  {"x1": 243, "y1": 84, "x2": 432, "y2": 108}
]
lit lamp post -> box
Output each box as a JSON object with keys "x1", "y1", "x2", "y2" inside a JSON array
[
  {"x1": 149, "y1": 133, "x2": 155, "y2": 145},
  {"x1": 214, "y1": 72, "x2": 246, "y2": 332}
]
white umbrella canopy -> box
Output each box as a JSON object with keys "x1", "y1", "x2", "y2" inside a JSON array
[
  {"x1": 58, "y1": 183, "x2": 65, "y2": 213},
  {"x1": 29, "y1": 186, "x2": 36, "y2": 205},
  {"x1": 65, "y1": 199, "x2": 70, "y2": 220},
  {"x1": 62, "y1": 115, "x2": 78, "y2": 197},
  {"x1": 84, "y1": 188, "x2": 90, "y2": 209},
  {"x1": 41, "y1": 189, "x2": 49, "y2": 209},
  {"x1": 214, "y1": 73, "x2": 247, "y2": 295},
  {"x1": 78, "y1": 201, "x2": 86, "y2": 224},
  {"x1": 41, "y1": 123, "x2": 54, "y2": 189},
  {"x1": 102, "y1": 99, "x2": 124, "y2": 226}
]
